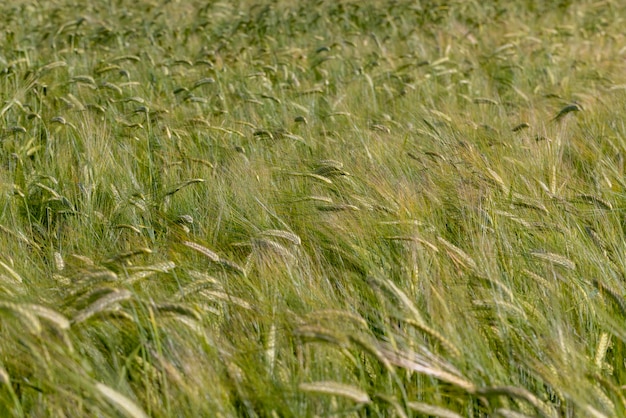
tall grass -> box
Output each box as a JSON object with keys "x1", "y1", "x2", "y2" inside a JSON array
[{"x1": 1, "y1": 0, "x2": 626, "y2": 416}]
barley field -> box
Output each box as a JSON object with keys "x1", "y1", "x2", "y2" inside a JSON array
[{"x1": 1, "y1": 0, "x2": 626, "y2": 416}]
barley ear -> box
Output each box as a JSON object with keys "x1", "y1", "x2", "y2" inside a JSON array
[{"x1": 95, "y1": 383, "x2": 149, "y2": 418}]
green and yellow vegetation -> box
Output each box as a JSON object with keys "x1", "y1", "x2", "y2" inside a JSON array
[{"x1": 1, "y1": 0, "x2": 626, "y2": 416}]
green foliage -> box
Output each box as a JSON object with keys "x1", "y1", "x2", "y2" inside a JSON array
[{"x1": 0, "y1": 0, "x2": 625, "y2": 416}]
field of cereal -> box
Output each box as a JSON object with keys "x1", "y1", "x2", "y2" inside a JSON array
[{"x1": 1, "y1": 1, "x2": 626, "y2": 416}]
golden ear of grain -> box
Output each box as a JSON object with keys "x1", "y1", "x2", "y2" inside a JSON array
[
  {"x1": 372, "y1": 393, "x2": 409, "y2": 418},
  {"x1": 407, "y1": 401, "x2": 464, "y2": 418},
  {"x1": 590, "y1": 383, "x2": 615, "y2": 415},
  {"x1": 100, "y1": 81, "x2": 123, "y2": 94},
  {"x1": 348, "y1": 334, "x2": 393, "y2": 371},
  {"x1": 521, "y1": 269, "x2": 552, "y2": 289},
  {"x1": 0, "y1": 260, "x2": 23, "y2": 283},
  {"x1": 104, "y1": 248, "x2": 152, "y2": 265},
  {"x1": 380, "y1": 346, "x2": 476, "y2": 393},
  {"x1": 574, "y1": 194, "x2": 612, "y2": 210},
  {"x1": 95, "y1": 383, "x2": 149, "y2": 418},
  {"x1": 148, "y1": 349, "x2": 185, "y2": 386},
  {"x1": 182, "y1": 241, "x2": 220, "y2": 262},
  {"x1": 0, "y1": 302, "x2": 41, "y2": 334},
  {"x1": 0, "y1": 224, "x2": 38, "y2": 247},
  {"x1": 124, "y1": 271, "x2": 154, "y2": 285},
  {"x1": 305, "y1": 309, "x2": 369, "y2": 328},
  {"x1": 252, "y1": 238, "x2": 296, "y2": 260},
  {"x1": 266, "y1": 323, "x2": 276, "y2": 374},
  {"x1": 595, "y1": 332, "x2": 610, "y2": 369},
  {"x1": 428, "y1": 108, "x2": 452, "y2": 122},
  {"x1": 69, "y1": 253, "x2": 96, "y2": 267},
  {"x1": 437, "y1": 237, "x2": 478, "y2": 271},
  {"x1": 294, "y1": 325, "x2": 349, "y2": 346},
  {"x1": 313, "y1": 159, "x2": 348, "y2": 177},
  {"x1": 286, "y1": 171, "x2": 333, "y2": 184},
  {"x1": 473, "y1": 299, "x2": 527, "y2": 320},
  {"x1": 25, "y1": 304, "x2": 70, "y2": 330},
  {"x1": 291, "y1": 195, "x2": 334, "y2": 204},
  {"x1": 199, "y1": 290, "x2": 252, "y2": 310},
  {"x1": 494, "y1": 210, "x2": 532, "y2": 228},
  {"x1": 108, "y1": 55, "x2": 141, "y2": 64},
  {"x1": 475, "y1": 386, "x2": 557, "y2": 418},
  {"x1": 176, "y1": 273, "x2": 221, "y2": 300},
  {"x1": 494, "y1": 408, "x2": 535, "y2": 418},
  {"x1": 476, "y1": 275, "x2": 515, "y2": 301},
  {"x1": 38, "y1": 60, "x2": 67, "y2": 74},
  {"x1": 383, "y1": 236, "x2": 439, "y2": 252},
  {"x1": 124, "y1": 261, "x2": 176, "y2": 285},
  {"x1": 171, "y1": 315, "x2": 206, "y2": 335},
  {"x1": 53, "y1": 252, "x2": 65, "y2": 272},
  {"x1": 536, "y1": 179, "x2": 553, "y2": 197},
  {"x1": 530, "y1": 251, "x2": 575, "y2": 270},
  {"x1": 299, "y1": 381, "x2": 370, "y2": 404},
  {"x1": 0, "y1": 365, "x2": 9, "y2": 385},
  {"x1": 259, "y1": 229, "x2": 302, "y2": 245},
  {"x1": 72, "y1": 289, "x2": 132, "y2": 324},
  {"x1": 403, "y1": 318, "x2": 461, "y2": 359},
  {"x1": 153, "y1": 303, "x2": 201, "y2": 321},
  {"x1": 378, "y1": 278, "x2": 426, "y2": 325},
  {"x1": 486, "y1": 167, "x2": 507, "y2": 192},
  {"x1": 592, "y1": 279, "x2": 626, "y2": 316},
  {"x1": 71, "y1": 75, "x2": 96, "y2": 86},
  {"x1": 511, "y1": 194, "x2": 549, "y2": 215},
  {"x1": 216, "y1": 258, "x2": 247, "y2": 276}
]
